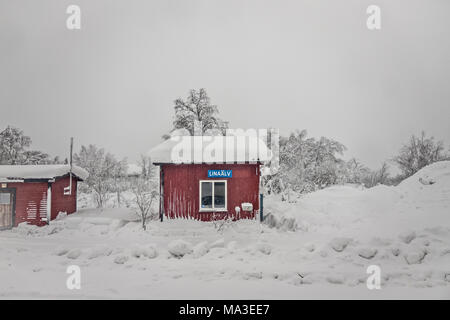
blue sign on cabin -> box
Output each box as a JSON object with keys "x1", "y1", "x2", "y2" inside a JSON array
[{"x1": 208, "y1": 170, "x2": 232, "y2": 178}]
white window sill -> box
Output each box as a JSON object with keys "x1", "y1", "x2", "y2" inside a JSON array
[{"x1": 199, "y1": 209, "x2": 228, "y2": 213}]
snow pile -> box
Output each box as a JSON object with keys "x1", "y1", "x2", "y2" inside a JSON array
[
  {"x1": 168, "y1": 240, "x2": 193, "y2": 258},
  {"x1": 131, "y1": 244, "x2": 158, "y2": 259},
  {"x1": 265, "y1": 161, "x2": 450, "y2": 239},
  {"x1": 0, "y1": 162, "x2": 449, "y2": 299}
]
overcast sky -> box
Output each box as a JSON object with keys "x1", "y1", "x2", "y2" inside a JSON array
[{"x1": 1, "y1": 0, "x2": 449, "y2": 169}]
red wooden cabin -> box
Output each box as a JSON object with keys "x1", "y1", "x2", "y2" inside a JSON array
[
  {"x1": 149, "y1": 136, "x2": 270, "y2": 221},
  {"x1": 0, "y1": 165, "x2": 88, "y2": 229}
]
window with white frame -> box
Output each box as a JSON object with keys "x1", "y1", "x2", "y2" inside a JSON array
[{"x1": 199, "y1": 180, "x2": 227, "y2": 211}]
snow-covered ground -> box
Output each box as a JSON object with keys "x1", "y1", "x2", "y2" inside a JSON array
[{"x1": 1, "y1": 162, "x2": 450, "y2": 299}]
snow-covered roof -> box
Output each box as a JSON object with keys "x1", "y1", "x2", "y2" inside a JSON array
[
  {"x1": 0, "y1": 165, "x2": 89, "y2": 181},
  {"x1": 148, "y1": 135, "x2": 272, "y2": 164}
]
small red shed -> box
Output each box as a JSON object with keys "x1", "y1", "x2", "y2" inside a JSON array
[
  {"x1": 149, "y1": 136, "x2": 270, "y2": 221},
  {"x1": 0, "y1": 165, "x2": 89, "y2": 229}
]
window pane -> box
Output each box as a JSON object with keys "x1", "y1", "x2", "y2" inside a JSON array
[
  {"x1": 201, "y1": 182, "x2": 212, "y2": 209},
  {"x1": 214, "y1": 182, "x2": 225, "y2": 208},
  {"x1": 0, "y1": 193, "x2": 10, "y2": 204}
]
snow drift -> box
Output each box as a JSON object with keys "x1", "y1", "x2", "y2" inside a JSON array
[{"x1": 0, "y1": 161, "x2": 449, "y2": 299}]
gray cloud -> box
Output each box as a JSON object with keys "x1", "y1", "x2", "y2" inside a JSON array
[{"x1": 1, "y1": 0, "x2": 449, "y2": 168}]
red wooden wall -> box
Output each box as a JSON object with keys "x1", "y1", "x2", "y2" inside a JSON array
[
  {"x1": 7, "y1": 175, "x2": 78, "y2": 227},
  {"x1": 161, "y1": 164, "x2": 260, "y2": 221},
  {"x1": 51, "y1": 175, "x2": 78, "y2": 220},
  {"x1": 7, "y1": 181, "x2": 48, "y2": 226}
]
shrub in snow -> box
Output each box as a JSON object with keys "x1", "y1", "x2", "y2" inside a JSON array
[
  {"x1": 86, "y1": 246, "x2": 113, "y2": 259},
  {"x1": 357, "y1": 247, "x2": 378, "y2": 259},
  {"x1": 326, "y1": 275, "x2": 345, "y2": 285},
  {"x1": 263, "y1": 213, "x2": 297, "y2": 231},
  {"x1": 130, "y1": 177, "x2": 158, "y2": 230},
  {"x1": 32, "y1": 267, "x2": 43, "y2": 273},
  {"x1": 244, "y1": 271, "x2": 263, "y2": 280},
  {"x1": 168, "y1": 240, "x2": 193, "y2": 258},
  {"x1": 255, "y1": 243, "x2": 272, "y2": 255},
  {"x1": 131, "y1": 245, "x2": 158, "y2": 259},
  {"x1": 193, "y1": 241, "x2": 209, "y2": 258},
  {"x1": 53, "y1": 247, "x2": 69, "y2": 256},
  {"x1": 67, "y1": 249, "x2": 82, "y2": 259},
  {"x1": 404, "y1": 249, "x2": 427, "y2": 265},
  {"x1": 391, "y1": 247, "x2": 401, "y2": 257},
  {"x1": 330, "y1": 237, "x2": 352, "y2": 252},
  {"x1": 393, "y1": 131, "x2": 447, "y2": 178},
  {"x1": 114, "y1": 255, "x2": 129, "y2": 264},
  {"x1": 319, "y1": 250, "x2": 328, "y2": 258},
  {"x1": 304, "y1": 243, "x2": 316, "y2": 252},
  {"x1": 212, "y1": 216, "x2": 233, "y2": 233},
  {"x1": 399, "y1": 231, "x2": 416, "y2": 244},
  {"x1": 143, "y1": 246, "x2": 158, "y2": 259}
]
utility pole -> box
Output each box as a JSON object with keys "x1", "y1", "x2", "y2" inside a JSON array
[{"x1": 64, "y1": 137, "x2": 74, "y2": 195}]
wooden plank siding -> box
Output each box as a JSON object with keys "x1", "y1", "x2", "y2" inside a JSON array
[
  {"x1": 50, "y1": 175, "x2": 78, "y2": 220},
  {"x1": 161, "y1": 164, "x2": 260, "y2": 221},
  {"x1": 7, "y1": 181, "x2": 48, "y2": 226},
  {"x1": 5, "y1": 175, "x2": 78, "y2": 227}
]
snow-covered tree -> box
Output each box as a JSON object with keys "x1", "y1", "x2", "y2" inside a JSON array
[
  {"x1": 169, "y1": 88, "x2": 228, "y2": 136},
  {"x1": 0, "y1": 126, "x2": 32, "y2": 164},
  {"x1": 0, "y1": 125, "x2": 50, "y2": 164},
  {"x1": 73, "y1": 145, "x2": 127, "y2": 208},
  {"x1": 340, "y1": 158, "x2": 371, "y2": 184},
  {"x1": 22, "y1": 150, "x2": 50, "y2": 165},
  {"x1": 264, "y1": 130, "x2": 347, "y2": 196},
  {"x1": 394, "y1": 131, "x2": 447, "y2": 177}
]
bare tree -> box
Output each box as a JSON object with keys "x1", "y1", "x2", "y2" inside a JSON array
[
  {"x1": 131, "y1": 177, "x2": 158, "y2": 230},
  {"x1": 170, "y1": 88, "x2": 228, "y2": 136},
  {"x1": 138, "y1": 154, "x2": 153, "y2": 178},
  {"x1": 363, "y1": 162, "x2": 390, "y2": 187},
  {"x1": 394, "y1": 131, "x2": 446, "y2": 177},
  {"x1": 112, "y1": 158, "x2": 128, "y2": 207}
]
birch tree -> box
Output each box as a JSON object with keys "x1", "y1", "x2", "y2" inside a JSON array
[{"x1": 170, "y1": 88, "x2": 228, "y2": 136}]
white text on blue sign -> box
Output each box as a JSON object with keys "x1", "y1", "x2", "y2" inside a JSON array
[{"x1": 208, "y1": 170, "x2": 232, "y2": 178}]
